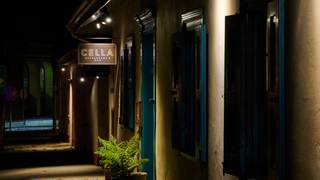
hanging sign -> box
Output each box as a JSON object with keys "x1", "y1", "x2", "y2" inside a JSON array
[{"x1": 78, "y1": 43, "x2": 117, "y2": 65}]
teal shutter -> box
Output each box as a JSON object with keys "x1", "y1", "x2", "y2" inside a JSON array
[
  {"x1": 200, "y1": 24, "x2": 207, "y2": 162},
  {"x1": 122, "y1": 42, "x2": 135, "y2": 129},
  {"x1": 141, "y1": 32, "x2": 155, "y2": 180}
]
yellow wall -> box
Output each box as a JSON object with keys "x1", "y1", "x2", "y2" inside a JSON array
[
  {"x1": 110, "y1": 0, "x2": 141, "y2": 140},
  {"x1": 156, "y1": 0, "x2": 240, "y2": 179},
  {"x1": 110, "y1": 0, "x2": 243, "y2": 179},
  {"x1": 108, "y1": 72, "x2": 114, "y2": 138},
  {"x1": 286, "y1": 0, "x2": 320, "y2": 179},
  {"x1": 207, "y1": 0, "x2": 239, "y2": 179},
  {"x1": 156, "y1": 0, "x2": 208, "y2": 179},
  {"x1": 90, "y1": 79, "x2": 99, "y2": 163}
]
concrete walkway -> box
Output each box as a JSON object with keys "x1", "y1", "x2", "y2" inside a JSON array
[
  {"x1": 0, "y1": 164, "x2": 105, "y2": 180},
  {"x1": 5, "y1": 117, "x2": 56, "y2": 132},
  {"x1": 0, "y1": 142, "x2": 103, "y2": 179}
]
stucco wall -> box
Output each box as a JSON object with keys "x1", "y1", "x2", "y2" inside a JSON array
[
  {"x1": 110, "y1": 0, "x2": 141, "y2": 140},
  {"x1": 72, "y1": 72, "x2": 95, "y2": 161},
  {"x1": 286, "y1": 1, "x2": 320, "y2": 179},
  {"x1": 110, "y1": 0, "x2": 242, "y2": 179},
  {"x1": 90, "y1": 79, "x2": 99, "y2": 164},
  {"x1": 156, "y1": 0, "x2": 209, "y2": 180},
  {"x1": 207, "y1": 0, "x2": 239, "y2": 179}
]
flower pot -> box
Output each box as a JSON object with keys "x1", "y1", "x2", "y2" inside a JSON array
[
  {"x1": 131, "y1": 172, "x2": 147, "y2": 180},
  {"x1": 106, "y1": 172, "x2": 147, "y2": 180},
  {"x1": 111, "y1": 176, "x2": 131, "y2": 180},
  {"x1": 104, "y1": 168, "x2": 111, "y2": 180}
]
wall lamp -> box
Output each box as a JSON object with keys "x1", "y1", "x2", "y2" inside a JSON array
[{"x1": 79, "y1": 77, "x2": 86, "y2": 83}]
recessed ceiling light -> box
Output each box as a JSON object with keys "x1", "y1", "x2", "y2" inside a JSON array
[
  {"x1": 106, "y1": 17, "x2": 112, "y2": 23},
  {"x1": 96, "y1": 23, "x2": 101, "y2": 29}
]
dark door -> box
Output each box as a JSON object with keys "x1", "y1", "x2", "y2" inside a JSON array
[
  {"x1": 141, "y1": 32, "x2": 155, "y2": 180},
  {"x1": 224, "y1": 13, "x2": 268, "y2": 178}
]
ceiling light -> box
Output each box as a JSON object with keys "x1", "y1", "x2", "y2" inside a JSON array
[
  {"x1": 106, "y1": 17, "x2": 112, "y2": 23},
  {"x1": 61, "y1": 67, "x2": 66, "y2": 72},
  {"x1": 102, "y1": 21, "x2": 106, "y2": 25},
  {"x1": 96, "y1": 23, "x2": 101, "y2": 29},
  {"x1": 96, "y1": 76, "x2": 100, "y2": 79}
]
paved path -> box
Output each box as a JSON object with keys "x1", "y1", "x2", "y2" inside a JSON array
[
  {"x1": 5, "y1": 117, "x2": 55, "y2": 132},
  {"x1": 0, "y1": 164, "x2": 105, "y2": 180}
]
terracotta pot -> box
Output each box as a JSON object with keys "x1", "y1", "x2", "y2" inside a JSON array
[
  {"x1": 131, "y1": 172, "x2": 147, "y2": 180},
  {"x1": 104, "y1": 168, "x2": 111, "y2": 180},
  {"x1": 111, "y1": 176, "x2": 132, "y2": 180},
  {"x1": 107, "y1": 172, "x2": 147, "y2": 180}
]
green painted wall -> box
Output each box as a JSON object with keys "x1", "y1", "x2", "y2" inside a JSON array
[
  {"x1": 43, "y1": 62, "x2": 53, "y2": 116},
  {"x1": 26, "y1": 62, "x2": 41, "y2": 116}
]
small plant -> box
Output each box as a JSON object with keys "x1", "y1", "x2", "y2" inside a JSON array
[{"x1": 95, "y1": 134, "x2": 148, "y2": 177}]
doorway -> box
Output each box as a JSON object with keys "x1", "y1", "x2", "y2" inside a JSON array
[
  {"x1": 4, "y1": 62, "x2": 55, "y2": 134},
  {"x1": 141, "y1": 32, "x2": 155, "y2": 180}
]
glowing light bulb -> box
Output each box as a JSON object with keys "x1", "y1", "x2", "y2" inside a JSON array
[
  {"x1": 80, "y1": 77, "x2": 85, "y2": 82},
  {"x1": 106, "y1": 17, "x2": 112, "y2": 23},
  {"x1": 96, "y1": 23, "x2": 101, "y2": 29}
]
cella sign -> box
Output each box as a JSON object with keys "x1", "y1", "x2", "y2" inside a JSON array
[{"x1": 78, "y1": 43, "x2": 117, "y2": 65}]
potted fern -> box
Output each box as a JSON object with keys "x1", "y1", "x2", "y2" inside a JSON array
[{"x1": 95, "y1": 134, "x2": 148, "y2": 180}]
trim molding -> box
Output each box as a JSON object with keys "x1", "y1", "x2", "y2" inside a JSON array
[{"x1": 134, "y1": 8, "x2": 155, "y2": 34}]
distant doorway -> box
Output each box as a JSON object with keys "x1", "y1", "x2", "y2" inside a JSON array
[{"x1": 4, "y1": 62, "x2": 55, "y2": 134}]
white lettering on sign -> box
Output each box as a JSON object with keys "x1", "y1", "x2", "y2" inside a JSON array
[
  {"x1": 81, "y1": 49, "x2": 87, "y2": 56},
  {"x1": 107, "y1": 49, "x2": 114, "y2": 56},
  {"x1": 78, "y1": 43, "x2": 117, "y2": 65},
  {"x1": 81, "y1": 49, "x2": 114, "y2": 57}
]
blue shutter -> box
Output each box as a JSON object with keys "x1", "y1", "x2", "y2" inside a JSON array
[
  {"x1": 141, "y1": 33, "x2": 155, "y2": 180},
  {"x1": 200, "y1": 24, "x2": 207, "y2": 162}
]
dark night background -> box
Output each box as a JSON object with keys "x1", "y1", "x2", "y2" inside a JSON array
[{"x1": 0, "y1": 0, "x2": 82, "y2": 61}]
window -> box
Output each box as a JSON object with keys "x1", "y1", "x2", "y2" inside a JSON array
[
  {"x1": 224, "y1": 12, "x2": 270, "y2": 178},
  {"x1": 120, "y1": 36, "x2": 135, "y2": 130},
  {"x1": 172, "y1": 9, "x2": 207, "y2": 161}
]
